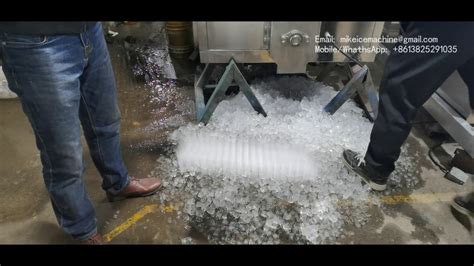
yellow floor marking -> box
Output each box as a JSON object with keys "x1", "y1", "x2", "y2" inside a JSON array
[
  {"x1": 104, "y1": 192, "x2": 458, "y2": 241},
  {"x1": 104, "y1": 204, "x2": 159, "y2": 242},
  {"x1": 337, "y1": 192, "x2": 458, "y2": 207},
  {"x1": 380, "y1": 192, "x2": 457, "y2": 205}
]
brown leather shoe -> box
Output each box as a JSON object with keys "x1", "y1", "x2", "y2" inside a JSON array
[
  {"x1": 107, "y1": 177, "x2": 162, "y2": 202},
  {"x1": 82, "y1": 233, "x2": 104, "y2": 245}
]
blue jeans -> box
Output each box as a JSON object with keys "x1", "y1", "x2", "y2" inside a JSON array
[{"x1": 0, "y1": 23, "x2": 130, "y2": 240}]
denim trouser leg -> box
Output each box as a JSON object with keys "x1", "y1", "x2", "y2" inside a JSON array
[
  {"x1": 0, "y1": 23, "x2": 129, "y2": 240},
  {"x1": 78, "y1": 24, "x2": 130, "y2": 194}
]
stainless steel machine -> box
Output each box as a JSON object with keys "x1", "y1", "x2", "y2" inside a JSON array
[
  {"x1": 194, "y1": 22, "x2": 384, "y2": 73},
  {"x1": 192, "y1": 21, "x2": 385, "y2": 123},
  {"x1": 424, "y1": 71, "x2": 474, "y2": 157}
]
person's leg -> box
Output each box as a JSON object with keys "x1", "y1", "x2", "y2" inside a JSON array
[
  {"x1": 77, "y1": 23, "x2": 130, "y2": 195},
  {"x1": 343, "y1": 22, "x2": 474, "y2": 190},
  {"x1": 0, "y1": 33, "x2": 97, "y2": 240},
  {"x1": 77, "y1": 23, "x2": 161, "y2": 202},
  {"x1": 365, "y1": 22, "x2": 474, "y2": 178}
]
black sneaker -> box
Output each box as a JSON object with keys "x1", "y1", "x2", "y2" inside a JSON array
[
  {"x1": 342, "y1": 149, "x2": 387, "y2": 191},
  {"x1": 450, "y1": 193, "x2": 473, "y2": 232},
  {"x1": 451, "y1": 193, "x2": 474, "y2": 216}
]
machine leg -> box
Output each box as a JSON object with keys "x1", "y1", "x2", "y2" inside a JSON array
[
  {"x1": 323, "y1": 64, "x2": 379, "y2": 122},
  {"x1": 324, "y1": 65, "x2": 368, "y2": 115},
  {"x1": 231, "y1": 61, "x2": 267, "y2": 118},
  {"x1": 194, "y1": 64, "x2": 216, "y2": 121},
  {"x1": 356, "y1": 68, "x2": 379, "y2": 121},
  {"x1": 194, "y1": 59, "x2": 267, "y2": 124}
]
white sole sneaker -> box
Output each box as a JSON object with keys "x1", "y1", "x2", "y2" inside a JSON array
[{"x1": 342, "y1": 155, "x2": 387, "y2": 191}]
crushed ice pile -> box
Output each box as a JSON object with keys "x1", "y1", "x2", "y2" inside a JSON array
[
  {"x1": 176, "y1": 134, "x2": 317, "y2": 180},
  {"x1": 150, "y1": 75, "x2": 421, "y2": 244}
]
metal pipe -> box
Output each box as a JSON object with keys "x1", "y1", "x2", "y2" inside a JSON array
[{"x1": 165, "y1": 21, "x2": 194, "y2": 58}]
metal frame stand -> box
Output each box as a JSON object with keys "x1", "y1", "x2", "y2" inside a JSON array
[
  {"x1": 194, "y1": 58, "x2": 267, "y2": 124},
  {"x1": 323, "y1": 64, "x2": 379, "y2": 122},
  {"x1": 424, "y1": 93, "x2": 474, "y2": 157}
]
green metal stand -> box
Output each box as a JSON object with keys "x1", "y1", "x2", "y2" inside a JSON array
[
  {"x1": 323, "y1": 65, "x2": 379, "y2": 122},
  {"x1": 194, "y1": 58, "x2": 267, "y2": 124}
]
